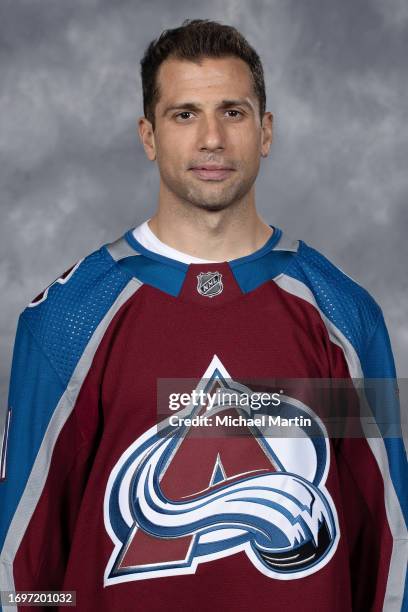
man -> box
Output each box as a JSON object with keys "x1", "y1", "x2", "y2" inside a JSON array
[{"x1": 0, "y1": 18, "x2": 406, "y2": 612}]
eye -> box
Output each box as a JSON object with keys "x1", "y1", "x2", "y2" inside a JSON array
[
  {"x1": 175, "y1": 111, "x2": 193, "y2": 121},
  {"x1": 225, "y1": 109, "x2": 242, "y2": 118}
]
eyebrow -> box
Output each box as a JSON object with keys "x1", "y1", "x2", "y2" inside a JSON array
[{"x1": 162, "y1": 98, "x2": 255, "y2": 116}]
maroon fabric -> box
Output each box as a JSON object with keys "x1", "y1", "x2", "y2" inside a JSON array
[{"x1": 14, "y1": 271, "x2": 392, "y2": 611}]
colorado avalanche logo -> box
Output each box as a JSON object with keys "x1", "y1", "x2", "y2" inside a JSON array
[{"x1": 103, "y1": 356, "x2": 339, "y2": 586}]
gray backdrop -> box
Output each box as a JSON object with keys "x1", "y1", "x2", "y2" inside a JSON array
[{"x1": 1, "y1": 0, "x2": 407, "y2": 422}]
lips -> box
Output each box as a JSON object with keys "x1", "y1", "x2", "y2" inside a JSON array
[{"x1": 190, "y1": 166, "x2": 235, "y2": 181}]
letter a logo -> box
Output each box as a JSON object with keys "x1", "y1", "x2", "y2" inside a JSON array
[{"x1": 104, "y1": 356, "x2": 339, "y2": 586}]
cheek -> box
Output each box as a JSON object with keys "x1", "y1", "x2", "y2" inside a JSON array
[
  {"x1": 157, "y1": 132, "x2": 192, "y2": 167},
  {"x1": 237, "y1": 138, "x2": 262, "y2": 172},
  {"x1": 232, "y1": 128, "x2": 261, "y2": 154},
  {"x1": 156, "y1": 141, "x2": 182, "y2": 173}
]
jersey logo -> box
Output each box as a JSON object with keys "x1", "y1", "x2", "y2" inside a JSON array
[
  {"x1": 103, "y1": 356, "x2": 339, "y2": 586},
  {"x1": 197, "y1": 272, "x2": 223, "y2": 297},
  {"x1": 27, "y1": 259, "x2": 83, "y2": 307}
]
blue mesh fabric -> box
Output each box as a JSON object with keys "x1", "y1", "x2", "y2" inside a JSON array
[
  {"x1": 284, "y1": 241, "x2": 381, "y2": 359},
  {"x1": 21, "y1": 246, "x2": 132, "y2": 387}
]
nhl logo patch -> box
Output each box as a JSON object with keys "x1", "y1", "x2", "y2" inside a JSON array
[{"x1": 197, "y1": 271, "x2": 223, "y2": 298}]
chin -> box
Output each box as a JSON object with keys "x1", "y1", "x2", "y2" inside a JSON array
[
  {"x1": 191, "y1": 200, "x2": 236, "y2": 212},
  {"x1": 185, "y1": 187, "x2": 243, "y2": 212}
]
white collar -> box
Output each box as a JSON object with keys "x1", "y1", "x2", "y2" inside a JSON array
[{"x1": 132, "y1": 220, "x2": 217, "y2": 264}]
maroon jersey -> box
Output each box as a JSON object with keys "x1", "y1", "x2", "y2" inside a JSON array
[{"x1": 1, "y1": 226, "x2": 407, "y2": 611}]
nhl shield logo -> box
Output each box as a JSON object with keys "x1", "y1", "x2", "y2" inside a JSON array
[{"x1": 197, "y1": 271, "x2": 223, "y2": 298}]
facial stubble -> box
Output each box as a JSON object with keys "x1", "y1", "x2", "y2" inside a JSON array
[{"x1": 161, "y1": 164, "x2": 258, "y2": 213}]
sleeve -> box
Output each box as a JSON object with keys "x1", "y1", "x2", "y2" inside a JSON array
[
  {"x1": 0, "y1": 314, "x2": 92, "y2": 611},
  {"x1": 336, "y1": 311, "x2": 408, "y2": 611}
]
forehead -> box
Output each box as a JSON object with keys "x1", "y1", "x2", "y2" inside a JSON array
[{"x1": 155, "y1": 56, "x2": 255, "y2": 104}]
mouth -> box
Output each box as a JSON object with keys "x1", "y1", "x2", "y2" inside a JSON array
[{"x1": 189, "y1": 166, "x2": 235, "y2": 181}]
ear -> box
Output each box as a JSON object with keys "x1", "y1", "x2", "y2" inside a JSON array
[
  {"x1": 138, "y1": 116, "x2": 156, "y2": 161},
  {"x1": 260, "y1": 112, "x2": 273, "y2": 158}
]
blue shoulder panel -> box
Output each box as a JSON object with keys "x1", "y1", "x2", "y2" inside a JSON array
[
  {"x1": 0, "y1": 246, "x2": 133, "y2": 557},
  {"x1": 284, "y1": 240, "x2": 407, "y2": 532},
  {"x1": 1, "y1": 317, "x2": 65, "y2": 551},
  {"x1": 22, "y1": 246, "x2": 132, "y2": 387},
  {"x1": 285, "y1": 241, "x2": 381, "y2": 358}
]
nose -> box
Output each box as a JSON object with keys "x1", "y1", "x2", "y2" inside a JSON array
[{"x1": 198, "y1": 115, "x2": 225, "y2": 152}]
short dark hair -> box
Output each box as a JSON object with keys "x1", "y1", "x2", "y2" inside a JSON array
[{"x1": 140, "y1": 19, "x2": 266, "y2": 130}]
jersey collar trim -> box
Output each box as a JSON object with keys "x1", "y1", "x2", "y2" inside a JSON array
[
  {"x1": 124, "y1": 230, "x2": 188, "y2": 270},
  {"x1": 105, "y1": 226, "x2": 300, "y2": 298},
  {"x1": 123, "y1": 225, "x2": 296, "y2": 269}
]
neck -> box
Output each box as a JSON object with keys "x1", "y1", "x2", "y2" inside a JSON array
[{"x1": 148, "y1": 185, "x2": 273, "y2": 261}]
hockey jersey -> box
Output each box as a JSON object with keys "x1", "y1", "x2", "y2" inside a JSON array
[{"x1": 0, "y1": 225, "x2": 407, "y2": 611}]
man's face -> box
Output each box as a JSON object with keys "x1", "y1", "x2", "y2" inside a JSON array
[{"x1": 139, "y1": 56, "x2": 273, "y2": 212}]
